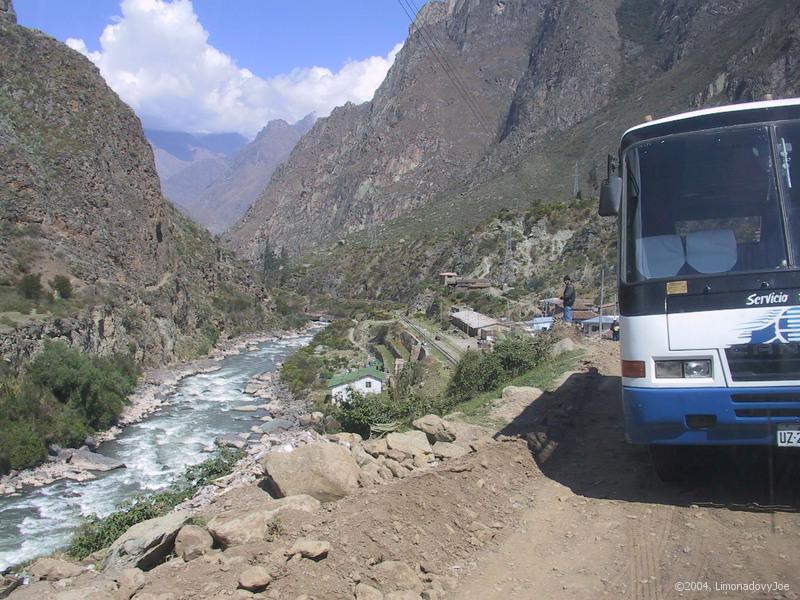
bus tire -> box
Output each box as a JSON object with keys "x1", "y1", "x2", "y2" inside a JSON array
[{"x1": 649, "y1": 445, "x2": 684, "y2": 482}]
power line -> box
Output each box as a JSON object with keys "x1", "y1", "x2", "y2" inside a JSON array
[
  {"x1": 404, "y1": 0, "x2": 497, "y2": 133},
  {"x1": 395, "y1": 0, "x2": 495, "y2": 138}
]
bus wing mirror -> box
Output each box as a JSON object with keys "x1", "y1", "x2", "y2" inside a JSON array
[{"x1": 599, "y1": 176, "x2": 622, "y2": 217}]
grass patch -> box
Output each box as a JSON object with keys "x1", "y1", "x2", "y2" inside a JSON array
[{"x1": 452, "y1": 349, "x2": 583, "y2": 422}]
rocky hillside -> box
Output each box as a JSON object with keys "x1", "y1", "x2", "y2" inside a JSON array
[
  {"x1": 187, "y1": 116, "x2": 315, "y2": 233},
  {"x1": 289, "y1": 197, "x2": 615, "y2": 315},
  {"x1": 0, "y1": 6, "x2": 272, "y2": 367},
  {"x1": 227, "y1": 0, "x2": 800, "y2": 295}
]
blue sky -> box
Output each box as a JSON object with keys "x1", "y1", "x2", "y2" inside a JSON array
[
  {"x1": 15, "y1": 0, "x2": 412, "y2": 135},
  {"x1": 16, "y1": 0, "x2": 410, "y2": 79}
]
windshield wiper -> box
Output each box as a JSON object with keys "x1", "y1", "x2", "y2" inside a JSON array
[{"x1": 779, "y1": 137, "x2": 793, "y2": 189}]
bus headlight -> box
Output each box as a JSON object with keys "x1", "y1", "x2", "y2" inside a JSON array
[
  {"x1": 654, "y1": 359, "x2": 712, "y2": 378},
  {"x1": 683, "y1": 360, "x2": 712, "y2": 378}
]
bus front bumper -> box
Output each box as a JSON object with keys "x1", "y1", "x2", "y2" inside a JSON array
[{"x1": 623, "y1": 386, "x2": 800, "y2": 445}]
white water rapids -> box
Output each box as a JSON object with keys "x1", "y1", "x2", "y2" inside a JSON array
[{"x1": 0, "y1": 333, "x2": 311, "y2": 571}]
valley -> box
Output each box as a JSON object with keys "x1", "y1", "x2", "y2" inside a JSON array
[{"x1": 2, "y1": 0, "x2": 800, "y2": 598}]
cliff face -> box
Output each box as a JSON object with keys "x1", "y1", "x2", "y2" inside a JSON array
[
  {"x1": 227, "y1": 0, "x2": 546, "y2": 258},
  {"x1": 0, "y1": 9, "x2": 271, "y2": 367},
  {"x1": 227, "y1": 0, "x2": 800, "y2": 268}
]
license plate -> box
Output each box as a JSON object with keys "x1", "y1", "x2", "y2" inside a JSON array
[{"x1": 777, "y1": 425, "x2": 800, "y2": 447}]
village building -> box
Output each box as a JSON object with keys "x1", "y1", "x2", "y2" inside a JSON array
[
  {"x1": 328, "y1": 368, "x2": 387, "y2": 405},
  {"x1": 580, "y1": 315, "x2": 618, "y2": 335},
  {"x1": 451, "y1": 309, "x2": 497, "y2": 338}
]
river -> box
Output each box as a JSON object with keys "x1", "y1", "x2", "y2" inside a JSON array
[{"x1": 0, "y1": 333, "x2": 312, "y2": 571}]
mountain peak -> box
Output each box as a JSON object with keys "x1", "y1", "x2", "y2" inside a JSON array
[{"x1": 0, "y1": 0, "x2": 16, "y2": 24}]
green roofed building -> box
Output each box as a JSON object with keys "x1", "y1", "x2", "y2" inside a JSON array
[{"x1": 328, "y1": 367, "x2": 387, "y2": 404}]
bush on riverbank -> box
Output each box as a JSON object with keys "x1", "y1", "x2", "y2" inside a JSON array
[
  {"x1": 447, "y1": 332, "x2": 555, "y2": 401},
  {"x1": 66, "y1": 446, "x2": 243, "y2": 560},
  {"x1": 0, "y1": 342, "x2": 140, "y2": 474}
]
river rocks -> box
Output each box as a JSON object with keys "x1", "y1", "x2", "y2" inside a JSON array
[
  {"x1": 207, "y1": 494, "x2": 321, "y2": 547},
  {"x1": 286, "y1": 538, "x2": 330, "y2": 560},
  {"x1": 262, "y1": 443, "x2": 360, "y2": 502},
  {"x1": 432, "y1": 442, "x2": 469, "y2": 460},
  {"x1": 68, "y1": 449, "x2": 125, "y2": 472},
  {"x1": 174, "y1": 524, "x2": 213, "y2": 561},
  {"x1": 104, "y1": 511, "x2": 191, "y2": 573},
  {"x1": 362, "y1": 438, "x2": 388, "y2": 457},
  {"x1": 27, "y1": 557, "x2": 83, "y2": 581},
  {"x1": 386, "y1": 432, "x2": 432, "y2": 456},
  {"x1": 238, "y1": 566, "x2": 272, "y2": 592},
  {"x1": 217, "y1": 435, "x2": 247, "y2": 449},
  {"x1": 411, "y1": 415, "x2": 455, "y2": 443}
]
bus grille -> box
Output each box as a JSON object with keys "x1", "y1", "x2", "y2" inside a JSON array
[
  {"x1": 735, "y1": 408, "x2": 800, "y2": 418},
  {"x1": 725, "y1": 343, "x2": 800, "y2": 382}
]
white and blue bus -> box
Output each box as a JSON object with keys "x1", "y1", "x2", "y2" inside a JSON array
[{"x1": 599, "y1": 98, "x2": 800, "y2": 480}]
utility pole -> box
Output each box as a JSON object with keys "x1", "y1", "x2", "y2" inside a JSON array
[
  {"x1": 573, "y1": 161, "x2": 580, "y2": 198},
  {"x1": 599, "y1": 266, "x2": 605, "y2": 334}
]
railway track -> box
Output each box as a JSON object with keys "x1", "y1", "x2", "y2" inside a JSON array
[{"x1": 398, "y1": 316, "x2": 460, "y2": 366}]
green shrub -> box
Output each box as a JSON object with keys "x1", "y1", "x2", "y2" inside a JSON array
[
  {"x1": 17, "y1": 273, "x2": 43, "y2": 300},
  {"x1": 335, "y1": 392, "x2": 399, "y2": 438},
  {"x1": 49, "y1": 275, "x2": 73, "y2": 299},
  {"x1": 447, "y1": 333, "x2": 555, "y2": 402},
  {"x1": 0, "y1": 421, "x2": 47, "y2": 471},
  {"x1": 0, "y1": 342, "x2": 140, "y2": 474}
]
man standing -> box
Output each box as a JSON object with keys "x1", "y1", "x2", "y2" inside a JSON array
[{"x1": 562, "y1": 275, "x2": 576, "y2": 323}]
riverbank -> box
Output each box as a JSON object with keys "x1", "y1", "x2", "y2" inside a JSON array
[{"x1": 0, "y1": 325, "x2": 315, "y2": 497}]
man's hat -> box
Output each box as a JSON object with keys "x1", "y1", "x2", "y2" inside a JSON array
[{"x1": 563, "y1": 275, "x2": 571, "y2": 282}]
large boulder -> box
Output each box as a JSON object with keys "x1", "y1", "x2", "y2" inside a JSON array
[
  {"x1": 206, "y1": 494, "x2": 320, "y2": 547},
  {"x1": 68, "y1": 449, "x2": 124, "y2": 472},
  {"x1": 411, "y1": 415, "x2": 456, "y2": 443},
  {"x1": 550, "y1": 337, "x2": 576, "y2": 357},
  {"x1": 385, "y1": 431, "x2": 432, "y2": 456},
  {"x1": 27, "y1": 558, "x2": 83, "y2": 581},
  {"x1": 103, "y1": 511, "x2": 191, "y2": 573},
  {"x1": 261, "y1": 443, "x2": 360, "y2": 502},
  {"x1": 174, "y1": 524, "x2": 213, "y2": 561}
]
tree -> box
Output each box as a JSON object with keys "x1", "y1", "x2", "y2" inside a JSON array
[
  {"x1": 49, "y1": 274, "x2": 73, "y2": 299},
  {"x1": 17, "y1": 273, "x2": 42, "y2": 300}
]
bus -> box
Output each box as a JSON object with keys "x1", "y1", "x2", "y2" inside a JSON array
[{"x1": 598, "y1": 98, "x2": 800, "y2": 480}]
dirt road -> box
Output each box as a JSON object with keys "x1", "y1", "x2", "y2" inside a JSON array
[{"x1": 454, "y1": 340, "x2": 800, "y2": 600}]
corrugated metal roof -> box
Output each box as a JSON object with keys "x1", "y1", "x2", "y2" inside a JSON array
[{"x1": 451, "y1": 310, "x2": 497, "y2": 330}]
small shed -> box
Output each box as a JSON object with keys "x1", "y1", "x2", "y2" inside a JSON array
[
  {"x1": 451, "y1": 309, "x2": 497, "y2": 337},
  {"x1": 524, "y1": 316, "x2": 555, "y2": 332},
  {"x1": 328, "y1": 368, "x2": 387, "y2": 405},
  {"x1": 439, "y1": 272, "x2": 459, "y2": 286},
  {"x1": 580, "y1": 315, "x2": 618, "y2": 335}
]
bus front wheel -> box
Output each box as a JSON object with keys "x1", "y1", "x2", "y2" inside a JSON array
[{"x1": 648, "y1": 445, "x2": 684, "y2": 482}]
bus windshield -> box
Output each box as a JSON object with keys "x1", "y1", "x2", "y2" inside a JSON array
[{"x1": 623, "y1": 125, "x2": 790, "y2": 283}]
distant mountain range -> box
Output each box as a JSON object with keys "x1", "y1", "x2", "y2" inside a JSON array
[{"x1": 147, "y1": 116, "x2": 314, "y2": 234}]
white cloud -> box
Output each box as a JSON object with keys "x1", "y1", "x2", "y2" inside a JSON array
[{"x1": 66, "y1": 0, "x2": 402, "y2": 137}]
